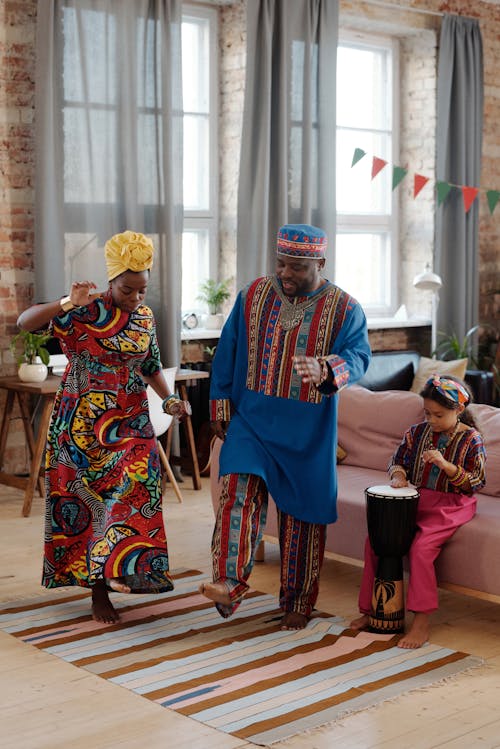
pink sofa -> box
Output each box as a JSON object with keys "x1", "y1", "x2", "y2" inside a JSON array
[{"x1": 210, "y1": 385, "x2": 500, "y2": 602}]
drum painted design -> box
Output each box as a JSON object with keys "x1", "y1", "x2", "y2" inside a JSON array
[{"x1": 365, "y1": 485, "x2": 419, "y2": 634}]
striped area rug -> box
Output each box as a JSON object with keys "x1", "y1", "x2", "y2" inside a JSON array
[{"x1": 0, "y1": 569, "x2": 481, "y2": 746}]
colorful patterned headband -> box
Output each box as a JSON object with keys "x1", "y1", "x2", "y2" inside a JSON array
[
  {"x1": 277, "y1": 224, "x2": 327, "y2": 259},
  {"x1": 428, "y1": 375, "x2": 469, "y2": 405}
]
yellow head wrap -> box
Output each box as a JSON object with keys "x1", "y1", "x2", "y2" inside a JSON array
[{"x1": 104, "y1": 230, "x2": 155, "y2": 281}]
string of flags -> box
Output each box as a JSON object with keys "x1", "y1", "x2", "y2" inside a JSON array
[{"x1": 351, "y1": 147, "x2": 500, "y2": 215}]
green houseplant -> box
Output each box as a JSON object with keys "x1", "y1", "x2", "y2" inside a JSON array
[
  {"x1": 197, "y1": 278, "x2": 231, "y2": 329},
  {"x1": 10, "y1": 329, "x2": 53, "y2": 382}
]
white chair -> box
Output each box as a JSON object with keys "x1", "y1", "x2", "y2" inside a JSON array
[{"x1": 146, "y1": 366, "x2": 183, "y2": 503}]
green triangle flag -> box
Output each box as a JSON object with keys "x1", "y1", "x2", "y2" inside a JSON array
[
  {"x1": 392, "y1": 166, "x2": 408, "y2": 190},
  {"x1": 351, "y1": 148, "x2": 366, "y2": 167},
  {"x1": 436, "y1": 181, "x2": 453, "y2": 205},
  {"x1": 486, "y1": 189, "x2": 500, "y2": 215}
]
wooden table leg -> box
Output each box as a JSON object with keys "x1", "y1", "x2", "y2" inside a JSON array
[
  {"x1": 178, "y1": 383, "x2": 202, "y2": 490},
  {"x1": 22, "y1": 396, "x2": 53, "y2": 517},
  {"x1": 0, "y1": 390, "x2": 15, "y2": 470},
  {"x1": 17, "y1": 393, "x2": 45, "y2": 498}
]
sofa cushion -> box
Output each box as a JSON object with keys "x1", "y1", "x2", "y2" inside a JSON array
[
  {"x1": 337, "y1": 385, "x2": 424, "y2": 472},
  {"x1": 410, "y1": 356, "x2": 468, "y2": 394},
  {"x1": 468, "y1": 403, "x2": 500, "y2": 497}
]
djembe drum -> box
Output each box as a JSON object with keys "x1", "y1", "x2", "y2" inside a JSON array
[{"x1": 365, "y1": 485, "x2": 419, "y2": 634}]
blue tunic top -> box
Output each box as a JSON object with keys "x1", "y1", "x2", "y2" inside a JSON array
[{"x1": 210, "y1": 276, "x2": 371, "y2": 524}]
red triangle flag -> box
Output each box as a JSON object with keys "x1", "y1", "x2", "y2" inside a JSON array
[
  {"x1": 414, "y1": 174, "x2": 430, "y2": 198},
  {"x1": 371, "y1": 157, "x2": 388, "y2": 180},
  {"x1": 462, "y1": 186, "x2": 479, "y2": 213}
]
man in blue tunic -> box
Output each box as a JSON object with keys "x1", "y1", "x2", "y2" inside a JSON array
[{"x1": 200, "y1": 224, "x2": 371, "y2": 629}]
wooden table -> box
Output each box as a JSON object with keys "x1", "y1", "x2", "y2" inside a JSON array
[
  {"x1": 0, "y1": 375, "x2": 61, "y2": 517},
  {"x1": 0, "y1": 368, "x2": 209, "y2": 516}
]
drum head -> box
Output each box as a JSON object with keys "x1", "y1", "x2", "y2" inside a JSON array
[{"x1": 366, "y1": 484, "x2": 419, "y2": 499}]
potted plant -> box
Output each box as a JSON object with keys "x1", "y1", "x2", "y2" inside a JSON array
[
  {"x1": 10, "y1": 329, "x2": 53, "y2": 382},
  {"x1": 197, "y1": 278, "x2": 231, "y2": 329}
]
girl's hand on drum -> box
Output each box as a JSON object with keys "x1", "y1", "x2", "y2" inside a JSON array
[{"x1": 390, "y1": 476, "x2": 409, "y2": 488}]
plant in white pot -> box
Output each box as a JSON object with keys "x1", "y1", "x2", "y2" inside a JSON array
[
  {"x1": 10, "y1": 329, "x2": 52, "y2": 382},
  {"x1": 197, "y1": 278, "x2": 231, "y2": 330}
]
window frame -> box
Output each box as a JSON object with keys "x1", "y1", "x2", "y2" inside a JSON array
[
  {"x1": 181, "y1": 4, "x2": 219, "y2": 313},
  {"x1": 336, "y1": 30, "x2": 400, "y2": 318}
]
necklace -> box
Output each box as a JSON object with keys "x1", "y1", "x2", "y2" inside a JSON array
[
  {"x1": 272, "y1": 278, "x2": 331, "y2": 331},
  {"x1": 424, "y1": 421, "x2": 460, "y2": 454}
]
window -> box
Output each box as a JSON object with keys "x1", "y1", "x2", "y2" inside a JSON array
[
  {"x1": 336, "y1": 33, "x2": 399, "y2": 317},
  {"x1": 181, "y1": 6, "x2": 218, "y2": 315}
]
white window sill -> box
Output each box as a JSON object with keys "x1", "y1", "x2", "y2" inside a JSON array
[
  {"x1": 181, "y1": 328, "x2": 222, "y2": 341},
  {"x1": 367, "y1": 318, "x2": 430, "y2": 330}
]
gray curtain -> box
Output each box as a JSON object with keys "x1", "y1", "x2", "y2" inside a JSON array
[
  {"x1": 435, "y1": 14, "x2": 483, "y2": 343},
  {"x1": 34, "y1": 0, "x2": 183, "y2": 365},
  {"x1": 237, "y1": 0, "x2": 338, "y2": 286}
]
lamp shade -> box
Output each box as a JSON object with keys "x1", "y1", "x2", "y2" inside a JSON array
[{"x1": 413, "y1": 265, "x2": 442, "y2": 292}]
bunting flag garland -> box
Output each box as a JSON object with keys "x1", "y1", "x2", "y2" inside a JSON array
[
  {"x1": 486, "y1": 189, "x2": 500, "y2": 215},
  {"x1": 350, "y1": 149, "x2": 499, "y2": 216},
  {"x1": 371, "y1": 156, "x2": 388, "y2": 179},
  {"x1": 436, "y1": 181, "x2": 453, "y2": 205},
  {"x1": 462, "y1": 186, "x2": 479, "y2": 213},
  {"x1": 351, "y1": 147, "x2": 366, "y2": 167},
  {"x1": 392, "y1": 166, "x2": 408, "y2": 190},
  {"x1": 414, "y1": 174, "x2": 430, "y2": 198}
]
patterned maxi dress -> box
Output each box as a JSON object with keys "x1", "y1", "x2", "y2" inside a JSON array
[{"x1": 42, "y1": 292, "x2": 173, "y2": 594}]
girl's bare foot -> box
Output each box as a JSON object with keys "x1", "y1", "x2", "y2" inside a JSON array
[
  {"x1": 349, "y1": 613, "x2": 370, "y2": 631},
  {"x1": 280, "y1": 612, "x2": 309, "y2": 630},
  {"x1": 199, "y1": 581, "x2": 233, "y2": 606},
  {"x1": 91, "y1": 580, "x2": 120, "y2": 624},
  {"x1": 398, "y1": 612, "x2": 430, "y2": 649}
]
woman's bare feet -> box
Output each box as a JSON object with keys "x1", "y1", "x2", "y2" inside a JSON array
[
  {"x1": 280, "y1": 612, "x2": 309, "y2": 630},
  {"x1": 349, "y1": 613, "x2": 370, "y2": 631},
  {"x1": 398, "y1": 612, "x2": 430, "y2": 649},
  {"x1": 199, "y1": 581, "x2": 233, "y2": 606},
  {"x1": 91, "y1": 580, "x2": 120, "y2": 624}
]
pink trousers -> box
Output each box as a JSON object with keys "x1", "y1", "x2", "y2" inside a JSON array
[{"x1": 358, "y1": 488, "x2": 477, "y2": 615}]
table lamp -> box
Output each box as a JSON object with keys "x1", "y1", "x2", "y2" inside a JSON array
[{"x1": 413, "y1": 264, "x2": 443, "y2": 356}]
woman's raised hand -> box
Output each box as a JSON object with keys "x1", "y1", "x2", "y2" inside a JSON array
[{"x1": 70, "y1": 281, "x2": 102, "y2": 307}]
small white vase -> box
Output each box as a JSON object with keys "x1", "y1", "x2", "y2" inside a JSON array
[{"x1": 18, "y1": 362, "x2": 48, "y2": 383}]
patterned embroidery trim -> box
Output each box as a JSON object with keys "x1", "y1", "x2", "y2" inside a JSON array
[{"x1": 210, "y1": 398, "x2": 232, "y2": 421}]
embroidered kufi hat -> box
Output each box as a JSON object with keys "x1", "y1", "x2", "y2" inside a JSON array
[
  {"x1": 277, "y1": 224, "x2": 327, "y2": 259},
  {"x1": 105, "y1": 230, "x2": 155, "y2": 281}
]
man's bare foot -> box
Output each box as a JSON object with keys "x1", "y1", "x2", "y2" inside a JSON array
[
  {"x1": 349, "y1": 613, "x2": 370, "y2": 631},
  {"x1": 280, "y1": 612, "x2": 309, "y2": 630},
  {"x1": 91, "y1": 580, "x2": 120, "y2": 624},
  {"x1": 398, "y1": 612, "x2": 430, "y2": 649},
  {"x1": 107, "y1": 577, "x2": 131, "y2": 594},
  {"x1": 199, "y1": 581, "x2": 233, "y2": 606}
]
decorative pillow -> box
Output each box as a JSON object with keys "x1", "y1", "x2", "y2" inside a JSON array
[
  {"x1": 410, "y1": 356, "x2": 468, "y2": 394},
  {"x1": 337, "y1": 444, "x2": 347, "y2": 463}
]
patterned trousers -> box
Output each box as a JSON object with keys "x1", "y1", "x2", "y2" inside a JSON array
[{"x1": 211, "y1": 472, "x2": 326, "y2": 618}]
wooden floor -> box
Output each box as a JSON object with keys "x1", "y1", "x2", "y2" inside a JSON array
[{"x1": 2, "y1": 481, "x2": 500, "y2": 749}]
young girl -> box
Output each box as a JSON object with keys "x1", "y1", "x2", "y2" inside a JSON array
[{"x1": 350, "y1": 374, "x2": 486, "y2": 649}]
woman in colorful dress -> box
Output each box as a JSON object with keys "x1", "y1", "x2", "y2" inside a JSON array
[{"x1": 17, "y1": 231, "x2": 190, "y2": 624}]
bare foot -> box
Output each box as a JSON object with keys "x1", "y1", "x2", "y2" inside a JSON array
[
  {"x1": 91, "y1": 580, "x2": 120, "y2": 624},
  {"x1": 349, "y1": 613, "x2": 370, "y2": 631},
  {"x1": 199, "y1": 581, "x2": 233, "y2": 606},
  {"x1": 107, "y1": 577, "x2": 131, "y2": 594},
  {"x1": 280, "y1": 612, "x2": 309, "y2": 630},
  {"x1": 397, "y1": 612, "x2": 430, "y2": 649}
]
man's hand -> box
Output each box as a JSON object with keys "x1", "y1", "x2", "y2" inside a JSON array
[
  {"x1": 293, "y1": 355, "x2": 323, "y2": 384},
  {"x1": 211, "y1": 419, "x2": 229, "y2": 441}
]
